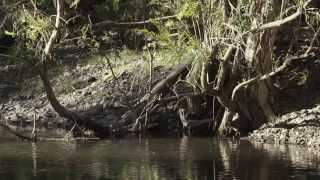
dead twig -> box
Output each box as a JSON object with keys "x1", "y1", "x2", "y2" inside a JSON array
[
  {"x1": 93, "y1": 15, "x2": 177, "y2": 29},
  {"x1": 105, "y1": 57, "x2": 126, "y2": 95},
  {"x1": 305, "y1": 27, "x2": 320, "y2": 55},
  {"x1": 43, "y1": 0, "x2": 61, "y2": 58}
]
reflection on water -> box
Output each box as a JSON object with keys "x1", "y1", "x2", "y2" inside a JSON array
[{"x1": 0, "y1": 137, "x2": 319, "y2": 180}]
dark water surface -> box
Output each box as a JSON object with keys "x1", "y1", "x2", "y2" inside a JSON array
[{"x1": 0, "y1": 137, "x2": 319, "y2": 180}]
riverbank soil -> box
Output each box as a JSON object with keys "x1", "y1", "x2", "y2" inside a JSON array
[
  {"x1": 1, "y1": 0, "x2": 320, "y2": 144},
  {"x1": 1, "y1": 44, "x2": 320, "y2": 142},
  {"x1": 0, "y1": 48, "x2": 186, "y2": 138}
]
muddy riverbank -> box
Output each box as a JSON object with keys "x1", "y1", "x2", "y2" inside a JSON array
[
  {"x1": 249, "y1": 104, "x2": 320, "y2": 148},
  {"x1": 1, "y1": 49, "x2": 320, "y2": 143}
]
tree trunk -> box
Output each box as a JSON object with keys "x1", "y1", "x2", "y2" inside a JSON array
[
  {"x1": 38, "y1": 64, "x2": 109, "y2": 137},
  {"x1": 218, "y1": 0, "x2": 281, "y2": 135},
  {"x1": 38, "y1": 0, "x2": 108, "y2": 137},
  {"x1": 244, "y1": 0, "x2": 280, "y2": 128},
  {"x1": 38, "y1": 65, "x2": 72, "y2": 119}
]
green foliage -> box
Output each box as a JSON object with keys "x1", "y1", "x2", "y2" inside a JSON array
[
  {"x1": 13, "y1": 11, "x2": 51, "y2": 58},
  {"x1": 4, "y1": 31, "x2": 16, "y2": 37},
  {"x1": 295, "y1": 70, "x2": 309, "y2": 86},
  {"x1": 57, "y1": 75, "x2": 76, "y2": 94},
  {"x1": 177, "y1": 0, "x2": 198, "y2": 20},
  {"x1": 111, "y1": 0, "x2": 120, "y2": 11},
  {"x1": 94, "y1": 0, "x2": 166, "y2": 22},
  {"x1": 20, "y1": 14, "x2": 49, "y2": 42},
  {"x1": 229, "y1": 1, "x2": 251, "y2": 33}
]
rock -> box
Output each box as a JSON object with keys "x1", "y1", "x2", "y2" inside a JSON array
[
  {"x1": 14, "y1": 104, "x2": 22, "y2": 112},
  {"x1": 307, "y1": 109, "x2": 315, "y2": 114},
  {"x1": 300, "y1": 109, "x2": 308, "y2": 115},
  {"x1": 289, "y1": 112, "x2": 298, "y2": 119},
  {"x1": 6, "y1": 112, "x2": 18, "y2": 122},
  {"x1": 84, "y1": 91, "x2": 92, "y2": 96},
  {"x1": 249, "y1": 103, "x2": 320, "y2": 148},
  {"x1": 63, "y1": 71, "x2": 71, "y2": 77},
  {"x1": 19, "y1": 89, "x2": 34, "y2": 100},
  {"x1": 87, "y1": 76, "x2": 97, "y2": 83},
  {"x1": 305, "y1": 114, "x2": 317, "y2": 122},
  {"x1": 44, "y1": 111, "x2": 55, "y2": 118}
]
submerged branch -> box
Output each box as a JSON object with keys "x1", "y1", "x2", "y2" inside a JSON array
[{"x1": 0, "y1": 116, "x2": 32, "y2": 140}]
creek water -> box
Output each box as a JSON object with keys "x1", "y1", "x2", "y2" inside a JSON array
[{"x1": 0, "y1": 137, "x2": 319, "y2": 180}]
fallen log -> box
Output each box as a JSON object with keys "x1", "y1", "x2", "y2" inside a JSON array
[
  {"x1": 140, "y1": 64, "x2": 190, "y2": 103},
  {"x1": 122, "y1": 63, "x2": 191, "y2": 132}
]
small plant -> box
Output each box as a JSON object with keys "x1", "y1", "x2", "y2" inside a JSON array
[{"x1": 12, "y1": 6, "x2": 52, "y2": 58}]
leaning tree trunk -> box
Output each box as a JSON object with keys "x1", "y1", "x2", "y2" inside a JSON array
[
  {"x1": 38, "y1": 0, "x2": 78, "y2": 127},
  {"x1": 38, "y1": 0, "x2": 108, "y2": 137},
  {"x1": 39, "y1": 0, "x2": 72, "y2": 119},
  {"x1": 218, "y1": 0, "x2": 281, "y2": 134}
]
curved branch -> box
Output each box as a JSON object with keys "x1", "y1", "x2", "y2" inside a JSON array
[
  {"x1": 231, "y1": 53, "x2": 314, "y2": 101},
  {"x1": 244, "y1": 0, "x2": 312, "y2": 35},
  {"x1": 38, "y1": 0, "x2": 108, "y2": 136},
  {"x1": 43, "y1": 0, "x2": 61, "y2": 56}
]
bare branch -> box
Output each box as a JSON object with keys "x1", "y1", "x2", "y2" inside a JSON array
[
  {"x1": 244, "y1": 0, "x2": 312, "y2": 35},
  {"x1": 105, "y1": 57, "x2": 126, "y2": 95},
  {"x1": 305, "y1": 27, "x2": 320, "y2": 55},
  {"x1": 206, "y1": 46, "x2": 238, "y2": 112},
  {"x1": 93, "y1": 15, "x2": 177, "y2": 29},
  {"x1": 231, "y1": 53, "x2": 314, "y2": 101},
  {"x1": 140, "y1": 64, "x2": 190, "y2": 103},
  {"x1": 0, "y1": 15, "x2": 9, "y2": 31},
  {"x1": 250, "y1": 9, "x2": 302, "y2": 33},
  {"x1": 29, "y1": 0, "x2": 38, "y2": 12},
  {"x1": 43, "y1": 0, "x2": 62, "y2": 56}
]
